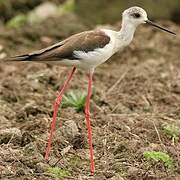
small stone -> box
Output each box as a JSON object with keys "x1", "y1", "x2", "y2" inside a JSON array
[
  {"x1": 127, "y1": 167, "x2": 139, "y2": 176},
  {"x1": 62, "y1": 120, "x2": 79, "y2": 141},
  {"x1": 61, "y1": 145, "x2": 72, "y2": 156},
  {"x1": 104, "y1": 171, "x2": 115, "y2": 178},
  {"x1": 41, "y1": 36, "x2": 53, "y2": 44},
  {"x1": 30, "y1": 80, "x2": 42, "y2": 91},
  {"x1": 36, "y1": 162, "x2": 49, "y2": 173},
  {"x1": 28, "y1": 2, "x2": 58, "y2": 24},
  {"x1": 0, "y1": 128, "x2": 22, "y2": 145},
  {"x1": 0, "y1": 53, "x2": 7, "y2": 59}
]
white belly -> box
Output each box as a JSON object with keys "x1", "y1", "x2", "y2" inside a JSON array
[
  {"x1": 57, "y1": 44, "x2": 114, "y2": 70},
  {"x1": 74, "y1": 44, "x2": 114, "y2": 69}
]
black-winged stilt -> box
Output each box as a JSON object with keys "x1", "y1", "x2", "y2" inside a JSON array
[{"x1": 9, "y1": 6, "x2": 176, "y2": 175}]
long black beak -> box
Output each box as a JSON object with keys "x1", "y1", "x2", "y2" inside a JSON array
[{"x1": 145, "y1": 20, "x2": 176, "y2": 35}]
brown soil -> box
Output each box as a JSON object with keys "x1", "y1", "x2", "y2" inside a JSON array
[{"x1": 0, "y1": 15, "x2": 180, "y2": 179}]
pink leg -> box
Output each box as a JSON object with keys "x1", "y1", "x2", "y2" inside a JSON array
[
  {"x1": 85, "y1": 70, "x2": 95, "y2": 175},
  {"x1": 45, "y1": 67, "x2": 76, "y2": 160}
]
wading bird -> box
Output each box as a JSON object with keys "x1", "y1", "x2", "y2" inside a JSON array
[{"x1": 9, "y1": 7, "x2": 175, "y2": 175}]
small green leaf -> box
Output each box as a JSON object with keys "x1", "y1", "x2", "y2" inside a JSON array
[
  {"x1": 7, "y1": 14, "x2": 27, "y2": 28},
  {"x1": 48, "y1": 167, "x2": 70, "y2": 180},
  {"x1": 144, "y1": 151, "x2": 174, "y2": 169},
  {"x1": 162, "y1": 123, "x2": 180, "y2": 140},
  {"x1": 58, "y1": 0, "x2": 76, "y2": 14},
  {"x1": 62, "y1": 90, "x2": 86, "y2": 112}
]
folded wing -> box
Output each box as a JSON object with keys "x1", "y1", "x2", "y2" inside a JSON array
[{"x1": 9, "y1": 30, "x2": 110, "y2": 62}]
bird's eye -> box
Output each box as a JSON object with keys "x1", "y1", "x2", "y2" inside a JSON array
[{"x1": 133, "y1": 13, "x2": 141, "y2": 18}]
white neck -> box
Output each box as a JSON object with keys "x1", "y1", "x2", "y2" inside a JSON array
[
  {"x1": 114, "y1": 20, "x2": 137, "y2": 52},
  {"x1": 119, "y1": 19, "x2": 137, "y2": 37}
]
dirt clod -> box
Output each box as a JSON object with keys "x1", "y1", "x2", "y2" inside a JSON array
[
  {"x1": 0, "y1": 128, "x2": 22, "y2": 145},
  {"x1": 127, "y1": 167, "x2": 139, "y2": 176},
  {"x1": 62, "y1": 120, "x2": 80, "y2": 141}
]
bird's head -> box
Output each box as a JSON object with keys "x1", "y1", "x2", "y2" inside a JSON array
[
  {"x1": 122, "y1": 6, "x2": 176, "y2": 35},
  {"x1": 122, "y1": 6, "x2": 147, "y2": 27}
]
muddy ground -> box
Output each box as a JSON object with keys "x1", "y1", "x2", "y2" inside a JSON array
[{"x1": 0, "y1": 14, "x2": 180, "y2": 180}]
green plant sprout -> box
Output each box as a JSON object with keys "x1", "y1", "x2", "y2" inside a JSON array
[
  {"x1": 7, "y1": 14, "x2": 28, "y2": 28},
  {"x1": 162, "y1": 123, "x2": 180, "y2": 143},
  {"x1": 62, "y1": 91, "x2": 86, "y2": 112},
  {"x1": 48, "y1": 167, "x2": 70, "y2": 180},
  {"x1": 58, "y1": 0, "x2": 76, "y2": 14},
  {"x1": 69, "y1": 155, "x2": 81, "y2": 167},
  {"x1": 162, "y1": 124, "x2": 180, "y2": 139},
  {"x1": 143, "y1": 151, "x2": 174, "y2": 169}
]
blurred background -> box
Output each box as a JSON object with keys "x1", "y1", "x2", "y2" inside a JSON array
[
  {"x1": 0, "y1": 1, "x2": 180, "y2": 180},
  {"x1": 0, "y1": 0, "x2": 179, "y2": 55},
  {"x1": 0, "y1": 0, "x2": 180, "y2": 25}
]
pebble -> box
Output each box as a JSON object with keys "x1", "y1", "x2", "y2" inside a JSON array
[
  {"x1": 62, "y1": 120, "x2": 79, "y2": 141},
  {"x1": 104, "y1": 171, "x2": 115, "y2": 178},
  {"x1": 28, "y1": 2, "x2": 58, "y2": 23},
  {"x1": 61, "y1": 145, "x2": 72, "y2": 156},
  {"x1": 36, "y1": 162, "x2": 49, "y2": 173},
  {"x1": 40, "y1": 36, "x2": 53, "y2": 44},
  {"x1": 0, "y1": 53, "x2": 7, "y2": 59},
  {"x1": 127, "y1": 167, "x2": 139, "y2": 176}
]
